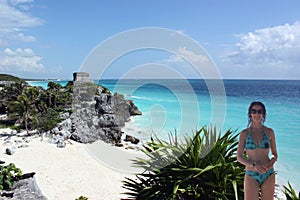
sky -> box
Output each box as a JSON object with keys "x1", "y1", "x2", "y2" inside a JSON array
[{"x1": 0, "y1": 0, "x2": 300, "y2": 80}]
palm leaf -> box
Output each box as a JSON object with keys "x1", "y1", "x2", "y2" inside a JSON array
[
  {"x1": 283, "y1": 182, "x2": 300, "y2": 200},
  {"x1": 122, "y1": 126, "x2": 244, "y2": 199}
]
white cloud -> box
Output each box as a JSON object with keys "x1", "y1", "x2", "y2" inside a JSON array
[
  {"x1": 222, "y1": 22, "x2": 300, "y2": 78},
  {"x1": 9, "y1": 0, "x2": 34, "y2": 11},
  {"x1": 0, "y1": 48, "x2": 44, "y2": 72},
  {"x1": 0, "y1": 0, "x2": 43, "y2": 45},
  {"x1": 9, "y1": 0, "x2": 34, "y2": 5},
  {"x1": 237, "y1": 22, "x2": 300, "y2": 54},
  {"x1": 164, "y1": 54, "x2": 184, "y2": 63},
  {"x1": 177, "y1": 47, "x2": 209, "y2": 64},
  {"x1": 12, "y1": 33, "x2": 36, "y2": 42},
  {"x1": 164, "y1": 47, "x2": 209, "y2": 64},
  {"x1": 0, "y1": 0, "x2": 45, "y2": 77},
  {"x1": 160, "y1": 47, "x2": 212, "y2": 78}
]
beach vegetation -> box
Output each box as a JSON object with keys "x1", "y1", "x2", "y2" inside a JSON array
[
  {"x1": 283, "y1": 182, "x2": 300, "y2": 200},
  {"x1": 101, "y1": 85, "x2": 111, "y2": 94},
  {"x1": 0, "y1": 74, "x2": 25, "y2": 84},
  {"x1": 122, "y1": 126, "x2": 244, "y2": 200},
  {"x1": 1, "y1": 76, "x2": 115, "y2": 134},
  {"x1": 37, "y1": 109, "x2": 63, "y2": 132},
  {"x1": 0, "y1": 82, "x2": 28, "y2": 106},
  {"x1": 9, "y1": 88, "x2": 40, "y2": 133},
  {"x1": 0, "y1": 80, "x2": 73, "y2": 133},
  {"x1": 0, "y1": 162, "x2": 22, "y2": 190},
  {"x1": 75, "y1": 196, "x2": 89, "y2": 200},
  {"x1": 9, "y1": 125, "x2": 23, "y2": 131}
]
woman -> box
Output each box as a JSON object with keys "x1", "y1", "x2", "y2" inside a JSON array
[{"x1": 237, "y1": 101, "x2": 278, "y2": 200}]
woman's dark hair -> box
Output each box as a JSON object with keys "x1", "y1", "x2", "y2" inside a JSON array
[{"x1": 247, "y1": 101, "x2": 266, "y2": 127}]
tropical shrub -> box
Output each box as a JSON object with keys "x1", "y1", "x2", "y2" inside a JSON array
[
  {"x1": 0, "y1": 162, "x2": 22, "y2": 190},
  {"x1": 122, "y1": 126, "x2": 244, "y2": 200},
  {"x1": 101, "y1": 85, "x2": 111, "y2": 94},
  {"x1": 0, "y1": 81, "x2": 72, "y2": 133},
  {"x1": 9, "y1": 89, "x2": 39, "y2": 133},
  {"x1": 75, "y1": 196, "x2": 89, "y2": 200},
  {"x1": 0, "y1": 74, "x2": 25, "y2": 83},
  {"x1": 283, "y1": 182, "x2": 300, "y2": 200},
  {"x1": 0, "y1": 82, "x2": 28, "y2": 115},
  {"x1": 37, "y1": 109, "x2": 63, "y2": 132}
]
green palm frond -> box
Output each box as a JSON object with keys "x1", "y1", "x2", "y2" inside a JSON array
[
  {"x1": 122, "y1": 126, "x2": 245, "y2": 200},
  {"x1": 283, "y1": 182, "x2": 300, "y2": 200}
]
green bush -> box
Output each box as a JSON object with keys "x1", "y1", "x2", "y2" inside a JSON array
[
  {"x1": 101, "y1": 86, "x2": 111, "y2": 94},
  {"x1": 75, "y1": 196, "x2": 88, "y2": 200},
  {"x1": 122, "y1": 126, "x2": 244, "y2": 200},
  {"x1": 283, "y1": 182, "x2": 300, "y2": 200},
  {"x1": 0, "y1": 78, "x2": 72, "y2": 133},
  {"x1": 0, "y1": 162, "x2": 22, "y2": 190},
  {"x1": 37, "y1": 109, "x2": 62, "y2": 132},
  {"x1": 0, "y1": 74, "x2": 25, "y2": 82},
  {"x1": 9, "y1": 125, "x2": 22, "y2": 131}
]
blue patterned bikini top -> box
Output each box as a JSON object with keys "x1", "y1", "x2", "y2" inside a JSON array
[{"x1": 245, "y1": 127, "x2": 270, "y2": 150}]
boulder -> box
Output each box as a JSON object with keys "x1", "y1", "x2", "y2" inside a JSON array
[
  {"x1": 5, "y1": 148, "x2": 15, "y2": 155},
  {"x1": 127, "y1": 100, "x2": 142, "y2": 115},
  {"x1": 0, "y1": 173, "x2": 47, "y2": 200},
  {"x1": 124, "y1": 135, "x2": 140, "y2": 145}
]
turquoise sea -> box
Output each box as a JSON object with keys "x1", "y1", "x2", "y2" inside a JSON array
[{"x1": 28, "y1": 79, "x2": 300, "y2": 190}]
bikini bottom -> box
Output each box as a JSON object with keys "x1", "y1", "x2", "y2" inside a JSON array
[{"x1": 245, "y1": 168, "x2": 275, "y2": 186}]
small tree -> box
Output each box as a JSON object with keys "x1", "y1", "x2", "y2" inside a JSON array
[
  {"x1": 3, "y1": 81, "x2": 72, "y2": 133},
  {"x1": 8, "y1": 87, "x2": 41, "y2": 133}
]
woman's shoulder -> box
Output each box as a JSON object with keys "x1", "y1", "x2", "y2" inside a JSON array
[
  {"x1": 239, "y1": 128, "x2": 250, "y2": 137},
  {"x1": 240, "y1": 127, "x2": 250, "y2": 133},
  {"x1": 263, "y1": 125, "x2": 274, "y2": 132},
  {"x1": 263, "y1": 125, "x2": 275, "y2": 137}
]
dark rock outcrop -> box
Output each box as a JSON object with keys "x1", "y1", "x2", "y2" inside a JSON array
[
  {"x1": 124, "y1": 134, "x2": 140, "y2": 144},
  {"x1": 5, "y1": 148, "x2": 15, "y2": 155},
  {"x1": 53, "y1": 72, "x2": 142, "y2": 145},
  {"x1": 0, "y1": 173, "x2": 47, "y2": 200}
]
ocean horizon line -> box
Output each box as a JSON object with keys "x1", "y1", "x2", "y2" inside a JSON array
[{"x1": 25, "y1": 78, "x2": 300, "y2": 82}]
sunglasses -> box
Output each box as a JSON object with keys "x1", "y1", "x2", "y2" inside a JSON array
[{"x1": 250, "y1": 109, "x2": 263, "y2": 114}]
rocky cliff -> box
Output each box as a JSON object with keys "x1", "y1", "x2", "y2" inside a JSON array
[{"x1": 50, "y1": 73, "x2": 142, "y2": 146}]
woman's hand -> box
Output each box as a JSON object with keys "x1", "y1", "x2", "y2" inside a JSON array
[
  {"x1": 254, "y1": 159, "x2": 275, "y2": 173},
  {"x1": 266, "y1": 158, "x2": 276, "y2": 169},
  {"x1": 254, "y1": 162, "x2": 269, "y2": 173}
]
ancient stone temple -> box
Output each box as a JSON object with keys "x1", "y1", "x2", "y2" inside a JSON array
[{"x1": 73, "y1": 72, "x2": 92, "y2": 82}]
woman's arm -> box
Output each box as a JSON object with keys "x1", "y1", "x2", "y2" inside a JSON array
[
  {"x1": 237, "y1": 129, "x2": 254, "y2": 168},
  {"x1": 268, "y1": 128, "x2": 278, "y2": 168}
]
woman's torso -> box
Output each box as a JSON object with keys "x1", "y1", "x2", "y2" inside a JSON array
[{"x1": 244, "y1": 126, "x2": 271, "y2": 171}]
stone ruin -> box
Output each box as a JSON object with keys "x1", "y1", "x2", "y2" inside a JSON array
[{"x1": 72, "y1": 72, "x2": 93, "y2": 83}]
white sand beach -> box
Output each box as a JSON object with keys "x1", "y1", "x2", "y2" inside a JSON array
[
  {"x1": 0, "y1": 125, "x2": 287, "y2": 200},
  {"x1": 0, "y1": 127, "x2": 144, "y2": 200}
]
